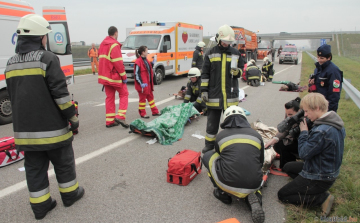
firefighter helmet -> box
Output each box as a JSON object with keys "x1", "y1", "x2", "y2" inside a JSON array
[
  {"x1": 197, "y1": 41, "x2": 206, "y2": 47},
  {"x1": 223, "y1": 105, "x2": 246, "y2": 121},
  {"x1": 17, "y1": 14, "x2": 52, "y2": 36},
  {"x1": 188, "y1": 68, "x2": 201, "y2": 78},
  {"x1": 216, "y1": 24, "x2": 235, "y2": 44},
  {"x1": 247, "y1": 61, "x2": 253, "y2": 66},
  {"x1": 263, "y1": 57, "x2": 269, "y2": 62}
]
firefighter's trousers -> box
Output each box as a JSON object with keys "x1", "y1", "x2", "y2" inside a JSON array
[
  {"x1": 104, "y1": 84, "x2": 129, "y2": 125},
  {"x1": 25, "y1": 143, "x2": 80, "y2": 215},
  {"x1": 205, "y1": 108, "x2": 223, "y2": 148},
  {"x1": 138, "y1": 91, "x2": 159, "y2": 117},
  {"x1": 90, "y1": 57, "x2": 99, "y2": 73}
]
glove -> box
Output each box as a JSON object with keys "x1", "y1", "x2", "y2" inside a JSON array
[
  {"x1": 123, "y1": 79, "x2": 128, "y2": 84},
  {"x1": 69, "y1": 115, "x2": 79, "y2": 132},
  {"x1": 201, "y1": 92, "x2": 208, "y2": 102},
  {"x1": 230, "y1": 68, "x2": 239, "y2": 76},
  {"x1": 141, "y1": 83, "x2": 148, "y2": 88}
]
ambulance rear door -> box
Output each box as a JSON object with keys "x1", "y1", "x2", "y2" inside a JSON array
[
  {"x1": 43, "y1": 6, "x2": 74, "y2": 85},
  {"x1": 175, "y1": 23, "x2": 203, "y2": 75}
]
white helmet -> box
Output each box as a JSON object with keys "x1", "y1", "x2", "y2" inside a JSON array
[
  {"x1": 263, "y1": 57, "x2": 269, "y2": 62},
  {"x1": 17, "y1": 14, "x2": 52, "y2": 36},
  {"x1": 223, "y1": 105, "x2": 246, "y2": 121},
  {"x1": 217, "y1": 24, "x2": 235, "y2": 44},
  {"x1": 197, "y1": 41, "x2": 206, "y2": 47},
  {"x1": 188, "y1": 68, "x2": 201, "y2": 78},
  {"x1": 247, "y1": 61, "x2": 253, "y2": 66},
  {"x1": 250, "y1": 59, "x2": 255, "y2": 63}
]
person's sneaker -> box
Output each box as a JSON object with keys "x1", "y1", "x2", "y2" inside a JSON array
[
  {"x1": 202, "y1": 145, "x2": 214, "y2": 154},
  {"x1": 35, "y1": 198, "x2": 57, "y2": 220},
  {"x1": 247, "y1": 193, "x2": 265, "y2": 223},
  {"x1": 64, "y1": 187, "x2": 85, "y2": 207},
  {"x1": 152, "y1": 113, "x2": 161, "y2": 116},
  {"x1": 141, "y1": 116, "x2": 150, "y2": 119},
  {"x1": 321, "y1": 193, "x2": 334, "y2": 217},
  {"x1": 106, "y1": 122, "x2": 119, "y2": 128},
  {"x1": 115, "y1": 118, "x2": 129, "y2": 128},
  {"x1": 213, "y1": 188, "x2": 232, "y2": 204}
]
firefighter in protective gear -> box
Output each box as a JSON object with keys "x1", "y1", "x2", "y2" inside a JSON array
[
  {"x1": 201, "y1": 24, "x2": 244, "y2": 154},
  {"x1": 192, "y1": 41, "x2": 205, "y2": 71},
  {"x1": 183, "y1": 68, "x2": 207, "y2": 114},
  {"x1": 202, "y1": 105, "x2": 265, "y2": 223},
  {"x1": 98, "y1": 26, "x2": 129, "y2": 128},
  {"x1": 134, "y1": 45, "x2": 160, "y2": 118},
  {"x1": 5, "y1": 14, "x2": 84, "y2": 220},
  {"x1": 262, "y1": 57, "x2": 274, "y2": 82},
  {"x1": 88, "y1": 43, "x2": 99, "y2": 75},
  {"x1": 246, "y1": 60, "x2": 261, "y2": 87}
]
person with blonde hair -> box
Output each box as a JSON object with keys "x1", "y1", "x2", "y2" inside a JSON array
[{"x1": 278, "y1": 93, "x2": 345, "y2": 217}]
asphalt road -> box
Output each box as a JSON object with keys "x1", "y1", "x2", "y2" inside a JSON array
[{"x1": 0, "y1": 55, "x2": 302, "y2": 223}]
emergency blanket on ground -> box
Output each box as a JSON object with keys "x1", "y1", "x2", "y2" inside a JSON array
[
  {"x1": 251, "y1": 120, "x2": 278, "y2": 165},
  {"x1": 130, "y1": 103, "x2": 199, "y2": 145}
]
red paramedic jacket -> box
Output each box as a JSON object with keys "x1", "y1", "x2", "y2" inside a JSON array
[
  {"x1": 134, "y1": 57, "x2": 155, "y2": 95},
  {"x1": 98, "y1": 36, "x2": 127, "y2": 87}
]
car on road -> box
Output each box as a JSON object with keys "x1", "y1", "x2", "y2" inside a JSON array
[{"x1": 279, "y1": 44, "x2": 298, "y2": 65}]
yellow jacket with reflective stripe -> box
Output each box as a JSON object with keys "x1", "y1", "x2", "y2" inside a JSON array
[
  {"x1": 5, "y1": 47, "x2": 75, "y2": 151},
  {"x1": 201, "y1": 45, "x2": 244, "y2": 109},
  {"x1": 98, "y1": 36, "x2": 127, "y2": 87}
]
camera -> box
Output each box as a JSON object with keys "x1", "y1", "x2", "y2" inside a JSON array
[{"x1": 277, "y1": 110, "x2": 313, "y2": 137}]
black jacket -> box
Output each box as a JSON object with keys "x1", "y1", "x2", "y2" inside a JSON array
[
  {"x1": 5, "y1": 36, "x2": 75, "y2": 151},
  {"x1": 201, "y1": 45, "x2": 244, "y2": 109},
  {"x1": 184, "y1": 78, "x2": 202, "y2": 104},
  {"x1": 192, "y1": 46, "x2": 204, "y2": 70},
  {"x1": 246, "y1": 64, "x2": 261, "y2": 80}
]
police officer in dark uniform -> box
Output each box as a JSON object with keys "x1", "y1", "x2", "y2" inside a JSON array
[
  {"x1": 308, "y1": 44, "x2": 343, "y2": 112},
  {"x1": 5, "y1": 14, "x2": 84, "y2": 220},
  {"x1": 200, "y1": 24, "x2": 244, "y2": 153},
  {"x1": 184, "y1": 68, "x2": 207, "y2": 114},
  {"x1": 202, "y1": 106, "x2": 265, "y2": 223},
  {"x1": 192, "y1": 41, "x2": 205, "y2": 71}
]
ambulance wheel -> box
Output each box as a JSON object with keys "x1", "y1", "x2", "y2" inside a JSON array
[
  {"x1": 154, "y1": 68, "x2": 163, "y2": 85},
  {"x1": 0, "y1": 90, "x2": 12, "y2": 125},
  {"x1": 279, "y1": 60, "x2": 283, "y2": 64},
  {"x1": 295, "y1": 60, "x2": 298, "y2": 65}
]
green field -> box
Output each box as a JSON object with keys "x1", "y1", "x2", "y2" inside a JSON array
[{"x1": 285, "y1": 52, "x2": 360, "y2": 222}]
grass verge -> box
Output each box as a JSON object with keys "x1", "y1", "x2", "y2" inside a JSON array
[
  {"x1": 284, "y1": 52, "x2": 360, "y2": 222},
  {"x1": 74, "y1": 68, "x2": 93, "y2": 76}
]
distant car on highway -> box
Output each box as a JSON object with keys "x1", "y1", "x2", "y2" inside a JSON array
[{"x1": 279, "y1": 44, "x2": 298, "y2": 65}]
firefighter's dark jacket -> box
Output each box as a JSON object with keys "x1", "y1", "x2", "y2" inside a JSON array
[
  {"x1": 184, "y1": 78, "x2": 202, "y2": 104},
  {"x1": 214, "y1": 115, "x2": 264, "y2": 189},
  {"x1": 5, "y1": 36, "x2": 75, "y2": 151},
  {"x1": 192, "y1": 46, "x2": 204, "y2": 69},
  {"x1": 201, "y1": 45, "x2": 244, "y2": 109},
  {"x1": 246, "y1": 65, "x2": 261, "y2": 80}
]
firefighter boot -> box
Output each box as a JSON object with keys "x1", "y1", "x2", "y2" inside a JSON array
[
  {"x1": 115, "y1": 118, "x2": 129, "y2": 128},
  {"x1": 202, "y1": 145, "x2": 214, "y2": 154},
  {"x1": 246, "y1": 191, "x2": 265, "y2": 223},
  {"x1": 63, "y1": 186, "x2": 85, "y2": 207},
  {"x1": 34, "y1": 198, "x2": 57, "y2": 220},
  {"x1": 213, "y1": 188, "x2": 232, "y2": 204}
]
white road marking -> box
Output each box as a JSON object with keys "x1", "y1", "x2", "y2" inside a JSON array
[
  {"x1": 95, "y1": 95, "x2": 175, "y2": 107},
  {"x1": 0, "y1": 135, "x2": 140, "y2": 199}
]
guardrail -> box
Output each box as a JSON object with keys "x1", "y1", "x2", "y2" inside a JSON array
[
  {"x1": 305, "y1": 51, "x2": 360, "y2": 109},
  {"x1": 73, "y1": 58, "x2": 91, "y2": 67}
]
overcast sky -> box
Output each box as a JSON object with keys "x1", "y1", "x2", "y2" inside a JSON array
[{"x1": 30, "y1": 0, "x2": 360, "y2": 47}]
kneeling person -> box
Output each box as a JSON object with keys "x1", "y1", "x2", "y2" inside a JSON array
[
  {"x1": 246, "y1": 61, "x2": 261, "y2": 87},
  {"x1": 184, "y1": 68, "x2": 207, "y2": 114},
  {"x1": 202, "y1": 106, "x2": 265, "y2": 223}
]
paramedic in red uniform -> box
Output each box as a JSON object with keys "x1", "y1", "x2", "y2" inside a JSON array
[
  {"x1": 98, "y1": 26, "x2": 129, "y2": 128},
  {"x1": 134, "y1": 45, "x2": 160, "y2": 118},
  {"x1": 88, "y1": 43, "x2": 99, "y2": 75},
  {"x1": 5, "y1": 14, "x2": 84, "y2": 220}
]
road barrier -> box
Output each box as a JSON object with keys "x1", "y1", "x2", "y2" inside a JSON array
[
  {"x1": 73, "y1": 58, "x2": 91, "y2": 67},
  {"x1": 306, "y1": 51, "x2": 360, "y2": 109}
]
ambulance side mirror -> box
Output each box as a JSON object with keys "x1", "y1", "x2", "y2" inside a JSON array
[{"x1": 161, "y1": 45, "x2": 167, "y2": 53}]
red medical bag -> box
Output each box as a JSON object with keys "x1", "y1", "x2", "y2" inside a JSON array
[
  {"x1": 167, "y1": 149, "x2": 202, "y2": 186},
  {"x1": 0, "y1": 137, "x2": 24, "y2": 168}
]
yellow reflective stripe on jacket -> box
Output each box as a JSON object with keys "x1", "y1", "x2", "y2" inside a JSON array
[
  {"x1": 221, "y1": 53, "x2": 227, "y2": 109},
  {"x1": 119, "y1": 72, "x2": 126, "y2": 76},
  {"x1": 219, "y1": 138, "x2": 261, "y2": 153},
  {"x1": 227, "y1": 101, "x2": 238, "y2": 106},
  {"x1": 98, "y1": 76, "x2": 123, "y2": 83},
  {"x1": 58, "y1": 101, "x2": 73, "y2": 110},
  {"x1": 210, "y1": 57, "x2": 221, "y2": 62},
  {"x1": 5, "y1": 68, "x2": 46, "y2": 79},
  {"x1": 15, "y1": 131, "x2": 73, "y2": 145},
  {"x1": 99, "y1": 43, "x2": 123, "y2": 62},
  {"x1": 201, "y1": 82, "x2": 209, "y2": 87}
]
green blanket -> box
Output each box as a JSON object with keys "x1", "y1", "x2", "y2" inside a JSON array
[
  {"x1": 130, "y1": 103, "x2": 200, "y2": 145},
  {"x1": 272, "y1": 81, "x2": 291, "y2": 84}
]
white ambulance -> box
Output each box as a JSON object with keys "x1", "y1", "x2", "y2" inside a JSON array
[
  {"x1": 121, "y1": 21, "x2": 203, "y2": 85},
  {"x1": 0, "y1": 0, "x2": 74, "y2": 125}
]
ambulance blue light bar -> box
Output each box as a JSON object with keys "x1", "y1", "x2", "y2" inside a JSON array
[{"x1": 136, "y1": 21, "x2": 165, "y2": 27}]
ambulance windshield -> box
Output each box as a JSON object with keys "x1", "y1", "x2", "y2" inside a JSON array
[{"x1": 122, "y1": 35, "x2": 161, "y2": 50}]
